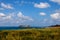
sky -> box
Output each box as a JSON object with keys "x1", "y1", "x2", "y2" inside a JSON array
[{"x1": 0, "y1": 0, "x2": 60, "y2": 26}]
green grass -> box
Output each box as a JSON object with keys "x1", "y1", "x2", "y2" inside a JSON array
[{"x1": 0, "y1": 27, "x2": 60, "y2": 40}]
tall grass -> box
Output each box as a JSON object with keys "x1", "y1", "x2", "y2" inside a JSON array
[{"x1": 0, "y1": 28, "x2": 60, "y2": 40}]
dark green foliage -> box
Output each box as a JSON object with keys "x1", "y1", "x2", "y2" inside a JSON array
[
  {"x1": 2, "y1": 32, "x2": 8, "y2": 38},
  {"x1": 0, "y1": 35, "x2": 2, "y2": 40},
  {"x1": 3, "y1": 32, "x2": 8, "y2": 35}
]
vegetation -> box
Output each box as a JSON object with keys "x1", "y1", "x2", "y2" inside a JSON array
[
  {"x1": 0, "y1": 27, "x2": 60, "y2": 40},
  {"x1": 48, "y1": 24, "x2": 60, "y2": 27}
]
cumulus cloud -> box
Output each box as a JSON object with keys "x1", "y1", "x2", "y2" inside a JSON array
[
  {"x1": 0, "y1": 13, "x2": 12, "y2": 20},
  {"x1": 0, "y1": 12, "x2": 33, "y2": 21},
  {"x1": 34, "y1": 2, "x2": 50, "y2": 8},
  {"x1": 0, "y1": 13, "x2": 5, "y2": 17},
  {"x1": 17, "y1": 12, "x2": 33, "y2": 21},
  {"x1": 50, "y1": 13, "x2": 60, "y2": 19},
  {"x1": 50, "y1": 0, "x2": 60, "y2": 4},
  {"x1": 0, "y1": 12, "x2": 33, "y2": 26},
  {"x1": 4, "y1": 15, "x2": 12, "y2": 20},
  {"x1": 0, "y1": 3, "x2": 13, "y2": 9},
  {"x1": 39, "y1": 12, "x2": 46, "y2": 16}
]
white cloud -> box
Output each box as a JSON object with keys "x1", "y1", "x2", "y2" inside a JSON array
[
  {"x1": 1, "y1": 3, "x2": 13, "y2": 9},
  {"x1": 0, "y1": 12, "x2": 34, "y2": 26},
  {"x1": 50, "y1": 13, "x2": 60, "y2": 19},
  {"x1": 17, "y1": 12, "x2": 24, "y2": 18},
  {"x1": 0, "y1": 12, "x2": 33, "y2": 21},
  {"x1": 17, "y1": 12, "x2": 33, "y2": 21},
  {"x1": 4, "y1": 16, "x2": 12, "y2": 20},
  {"x1": 40, "y1": 12, "x2": 46, "y2": 16},
  {"x1": 34, "y1": 2, "x2": 50, "y2": 8},
  {"x1": 0, "y1": 13, "x2": 6, "y2": 17},
  {"x1": 50, "y1": 0, "x2": 60, "y2": 4},
  {"x1": 0, "y1": 13, "x2": 12, "y2": 20}
]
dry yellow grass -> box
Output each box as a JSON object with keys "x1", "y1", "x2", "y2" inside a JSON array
[{"x1": 0, "y1": 27, "x2": 60, "y2": 40}]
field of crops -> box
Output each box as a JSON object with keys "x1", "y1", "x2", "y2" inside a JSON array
[{"x1": 0, "y1": 27, "x2": 60, "y2": 40}]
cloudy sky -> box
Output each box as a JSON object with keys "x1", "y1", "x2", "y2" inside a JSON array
[{"x1": 0, "y1": 0, "x2": 60, "y2": 26}]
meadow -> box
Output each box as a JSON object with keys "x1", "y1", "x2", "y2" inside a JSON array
[{"x1": 0, "y1": 27, "x2": 60, "y2": 40}]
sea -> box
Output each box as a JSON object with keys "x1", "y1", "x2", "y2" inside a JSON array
[
  {"x1": 0, "y1": 26, "x2": 21, "y2": 30},
  {"x1": 0, "y1": 26, "x2": 44, "y2": 30}
]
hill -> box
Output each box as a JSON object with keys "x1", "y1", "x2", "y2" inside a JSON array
[{"x1": 48, "y1": 24, "x2": 60, "y2": 27}]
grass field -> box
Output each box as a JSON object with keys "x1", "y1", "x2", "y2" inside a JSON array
[{"x1": 0, "y1": 27, "x2": 60, "y2": 40}]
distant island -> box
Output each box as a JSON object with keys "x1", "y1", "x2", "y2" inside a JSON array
[
  {"x1": 18, "y1": 25, "x2": 33, "y2": 29},
  {"x1": 18, "y1": 24, "x2": 60, "y2": 29}
]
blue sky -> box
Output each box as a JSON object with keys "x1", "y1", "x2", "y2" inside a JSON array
[{"x1": 0, "y1": 0, "x2": 60, "y2": 26}]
